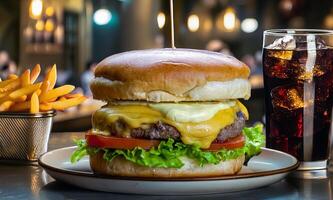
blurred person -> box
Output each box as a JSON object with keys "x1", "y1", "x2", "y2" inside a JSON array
[
  {"x1": 206, "y1": 39, "x2": 233, "y2": 55},
  {"x1": 57, "y1": 69, "x2": 72, "y2": 86},
  {"x1": 81, "y1": 61, "x2": 97, "y2": 96},
  {"x1": 0, "y1": 50, "x2": 17, "y2": 80}
]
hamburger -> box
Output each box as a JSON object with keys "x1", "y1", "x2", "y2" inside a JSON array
[{"x1": 71, "y1": 48, "x2": 264, "y2": 178}]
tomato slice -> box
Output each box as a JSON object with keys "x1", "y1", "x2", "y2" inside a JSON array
[
  {"x1": 86, "y1": 134, "x2": 160, "y2": 150},
  {"x1": 207, "y1": 135, "x2": 245, "y2": 151},
  {"x1": 86, "y1": 133, "x2": 245, "y2": 151}
]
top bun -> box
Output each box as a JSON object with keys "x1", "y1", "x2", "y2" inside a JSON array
[{"x1": 91, "y1": 48, "x2": 251, "y2": 102}]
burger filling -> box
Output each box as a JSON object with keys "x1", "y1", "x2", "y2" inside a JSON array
[
  {"x1": 71, "y1": 101, "x2": 265, "y2": 169},
  {"x1": 91, "y1": 101, "x2": 248, "y2": 148},
  {"x1": 96, "y1": 112, "x2": 245, "y2": 143}
]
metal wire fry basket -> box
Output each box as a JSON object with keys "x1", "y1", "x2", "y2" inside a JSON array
[{"x1": 0, "y1": 111, "x2": 55, "y2": 161}]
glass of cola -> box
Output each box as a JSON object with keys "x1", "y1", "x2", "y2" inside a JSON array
[{"x1": 263, "y1": 30, "x2": 333, "y2": 171}]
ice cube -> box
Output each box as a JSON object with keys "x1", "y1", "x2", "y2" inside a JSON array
[
  {"x1": 268, "y1": 35, "x2": 296, "y2": 50},
  {"x1": 271, "y1": 85, "x2": 304, "y2": 110},
  {"x1": 315, "y1": 37, "x2": 326, "y2": 49},
  {"x1": 267, "y1": 35, "x2": 296, "y2": 60}
]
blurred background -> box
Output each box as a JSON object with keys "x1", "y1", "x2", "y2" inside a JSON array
[{"x1": 0, "y1": 0, "x2": 333, "y2": 132}]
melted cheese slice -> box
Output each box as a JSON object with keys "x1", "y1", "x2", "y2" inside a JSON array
[
  {"x1": 92, "y1": 101, "x2": 248, "y2": 149},
  {"x1": 149, "y1": 101, "x2": 236, "y2": 123}
]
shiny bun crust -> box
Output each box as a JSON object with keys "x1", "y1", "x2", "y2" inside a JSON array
[
  {"x1": 91, "y1": 48, "x2": 250, "y2": 102},
  {"x1": 90, "y1": 152, "x2": 245, "y2": 178}
]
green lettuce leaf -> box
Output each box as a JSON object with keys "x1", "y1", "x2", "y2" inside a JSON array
[
  {"x1": 70, "y1": 124, "x2": 265, "y2": 168},
  {"x1": 243, "y1": 123, "x2": 266, "y2": 160},
  {"x1": 70, "y1": 139, "x2": 100, "y2": 163},
  {"x1": 70, "y1": 139, "x2": 87, "y2": 163}
]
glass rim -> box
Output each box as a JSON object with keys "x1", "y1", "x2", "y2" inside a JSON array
[{"x1": 264, "y1": 29, "x2": 333, "y2": 36}]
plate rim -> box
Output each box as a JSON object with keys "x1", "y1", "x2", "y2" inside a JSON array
[{"x1": 38, "y1": 146, "x2": 300, "y2": 182}]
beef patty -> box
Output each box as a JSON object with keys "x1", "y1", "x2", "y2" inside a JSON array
[{"x1": 108, "y1": 112, "x2": 245, "y2": 143}]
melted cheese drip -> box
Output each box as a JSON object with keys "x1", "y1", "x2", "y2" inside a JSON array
[{"x1": 92, "y1": 101, "x2": 248, "y2": 149}]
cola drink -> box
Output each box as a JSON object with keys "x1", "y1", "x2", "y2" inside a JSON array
[{"x1": 263, "y1": 41, "x2": 333, "y2": 161}]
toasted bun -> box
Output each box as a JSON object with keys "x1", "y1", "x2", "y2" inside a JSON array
[
  {"x1": 91, "y1": 48, "x2": 250, "y2": 102},
  {"x1": 90, "y1": 152, "x2": 245, "y2": 178}
]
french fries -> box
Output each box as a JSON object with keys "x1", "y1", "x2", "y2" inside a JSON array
[
  {"x1": 39, "y1": 85, "x2": 75, "y2": 103},
  {"x1": 9, "y1": 83, "x2": 42, "y2": 99},
  {"x1": 0, "y1": 78, "x2": 16, "y2": 88},
  {"x1": 0, "y1": 79, "x2": 20, "y2": 93},
  {"x1": 0, "y1": 101, "x2": 14, "y2": 112},
  {"x1": 30, "y1": 92, "x2": 39, "y2": 113},
  {"x1": 45, "y1": 64, "x2": 57, "y2": 90},
  {"x1": 0, "y1": 64, "x2": 86, "y2": 113},
  {"x1": 40, "y1": 80, "x2": 50, "y2": 98},
  {"x1": 16, "y1": 95, "x2": 27, "y2": 102},
  {"x1": 40, "y1": 103, "x2": 52, "y2": 111},
  {"x1": 30, "y1": 64, "x2": 41, "y2": 83},
  {"x1": 21, "y1": 69, "x2": 31, "y2": 86},
  {"x1": 50, "y1": 96, "x2": 87, "y2": 110},
  {"x1": 10, "y1": 101, "x2": 30, "y2": 112},
  {"x1": 0, "y1": 91, "x2": 10, "y2": 99}
]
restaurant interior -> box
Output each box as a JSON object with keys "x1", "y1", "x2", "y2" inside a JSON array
[
  {"x1": 1, "y1": 0, "x2": 333, "y2": 198},
  {"x1": 1, "y1": 0, "x2": 333, "y2": 132}
]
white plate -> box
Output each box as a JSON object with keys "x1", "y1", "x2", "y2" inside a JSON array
[{"x1": 39, "y1": 147, "x2": 299, "y2": 195}]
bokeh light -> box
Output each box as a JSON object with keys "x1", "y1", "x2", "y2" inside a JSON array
[
  {"x1": 187, "y1": 14, "x2": 200, "y2": 32},
  {"x1": 29, "y1": 0, "x2": 43, "y2": 19},
  {"x1": 223, "y1": 7, "x2": 236, "y2": 31},
  {"x1": 157, "y1": 12, "x2": 166, "y2": 29},
  {"x1": 93, "y1": 9, "x2": 112, "y2": 25},
  {"x1": 241, "y1": 18, "x2": 258, "y2": 33}
]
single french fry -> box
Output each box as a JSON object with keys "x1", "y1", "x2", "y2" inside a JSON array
[
  {"x1": 64, "y1": 93, "x2": 83, "y2": 99},
  {"x1": 0, "y1": 101, "x2": 14, "y2": 112},
  {"x1": 9, "y1": 101, "x2": 30, "y2": 112},
  {"x1": 51, "y1": 96, "x2": 87, "y2": 110},
  {"x1": 45, "y1": 64, "x2": 57, "y2": 90},
  {"x1": 9, "y1": 82, "x2": 42, "y2": 100},
  {"x1": 30, "y1": 64, "x2": 41, "y2": 83},
  {"x1": 15, "y1": 95, "x2": 27, "y2": 102},
  {"x1": 35, "y1": 89, "x2": 41, "y2": 96},
  {"x1": 30, "y1": 92, "x2": 39, "y2": 113},
  {"x1": 0, "y1": 79, "x2": 20, "y2": 93},
  {"x1": 41, "y1": 67, "x2": 52, "y2": 96},
  {"x1": 21, "y1": 69, "x2": 30, "y2": 86},
  {"x1": 8, "y1": 74, "x2": 18, "y2": 80},
  {"x1": 40, "y1": 85, "x2": 75, "y2": 103},
  {"x1": 40, "y1": 80, "x2": 50, "y2": 97},
  {"x1": 40, "y1": 103, "x2": 52, "y2": 111}
]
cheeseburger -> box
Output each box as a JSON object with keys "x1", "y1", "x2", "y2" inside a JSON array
[{"x1": 71, "y1": 48, "x2": 264, "y2": 178}]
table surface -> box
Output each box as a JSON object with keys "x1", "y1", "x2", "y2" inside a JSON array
[{"x1": 0, "y1": 132, "x2": 333, "y2": 200}]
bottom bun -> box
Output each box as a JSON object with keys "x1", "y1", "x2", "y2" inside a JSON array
[{"x1": 90, "y1": 152, "x2": 245, "y2": 178}]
